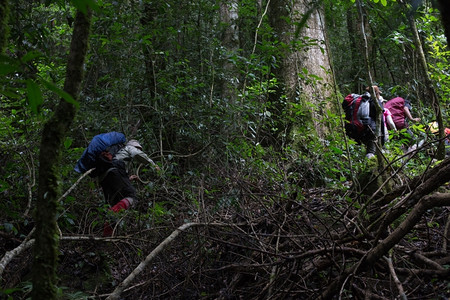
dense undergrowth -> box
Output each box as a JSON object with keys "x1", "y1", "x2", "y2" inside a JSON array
[{"x1": 1, "y1": 124, "x2": 449, "y2": 299}]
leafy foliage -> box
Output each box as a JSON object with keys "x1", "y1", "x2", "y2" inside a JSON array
[{"x1": 0, "y1": 0, "x2": 449, "y2": 299}]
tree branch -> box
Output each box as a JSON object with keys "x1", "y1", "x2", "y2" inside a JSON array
[
  {"x1": 321, "y1": 192, "x2": 450, "y2": 299},
  {"x1": 106, "y1": 222, "x2": 225, "y2": 300}
]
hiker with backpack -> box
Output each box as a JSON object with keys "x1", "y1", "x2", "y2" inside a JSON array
[
  {"x1": 383, "y1": 96, "x2": 421, "y2": 149},
  {"x1": 342, "y1": 88, "x2": 378, "y2": 158},
  {"x1": 75, "y1": 132, "x2": 160, "y2": 236},
  {"x1": 97, "y1": 139, "x2": 160, "y2": 212},
  {"x1": 367, "y1": 86, "x2": 396, "y2": 143}
]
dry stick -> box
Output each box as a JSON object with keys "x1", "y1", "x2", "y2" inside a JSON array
[
  {"x1": 240, "y1": 0, "x2": 270, "y2": 94},
  {"x1": 58, "y1": 168, "x2": 95, "y2": 202},
  {"x1": 443, "y1": 212, "x2": 450, "y2": 252},
  {"x1": 384, "y1": 251, "x2": 407, "y2": 300},
  {"x1": 411, "y1": 252, "x2": 445, "y2": 271},
  {"x1": 22, "y1": 149, "x2": 36, "y2": 217},
  {"x1": 0, "y1": 228, "x2": 35, "y2": 281},
  {"x1": 106, "y1": 222, "x2": 210, "y2": 300},
  {"x1": 321, "y1": 192, "x2": 450, "y2": 299},
  {"x1": 0, "y1": 169, "x2": 95, "y2": 281}
]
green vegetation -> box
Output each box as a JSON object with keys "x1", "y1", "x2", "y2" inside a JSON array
[{"x1": 0, "y1": 0, "x2": 449, "y2": 299}]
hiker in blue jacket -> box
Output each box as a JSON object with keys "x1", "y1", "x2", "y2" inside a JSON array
[
  {"x1": 95, "y1": 140, "x2": 157, "y2": 209},
  {"x1": 96, "y1": 139, "x2": 160, "y2": 236},
  {"x1": 75, "y1": 133, "x2": 160, "y2": 236}
]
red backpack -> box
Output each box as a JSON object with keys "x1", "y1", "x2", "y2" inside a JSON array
[
  {"x1": 342, "y1": 93, "x2": 373, "y2": 141},
  {"x1": 384, "y1": 97, "x2": 406, "y2": 130}
]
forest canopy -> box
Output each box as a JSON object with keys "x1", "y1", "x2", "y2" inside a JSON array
[{"x1": 0, "y1": 0, "x2": 449, "y2": 299}]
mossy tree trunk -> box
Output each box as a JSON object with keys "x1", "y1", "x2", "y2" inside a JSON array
[{"x1": 32, "y1": 9, "x2": 91, "y2": 300}]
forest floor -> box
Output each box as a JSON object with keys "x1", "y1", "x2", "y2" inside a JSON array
[{"x1": 1, "y1": 174, "x2": 449, "y2": 299}]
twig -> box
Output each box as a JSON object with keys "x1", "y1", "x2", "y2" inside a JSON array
[
  {"x1": 385, "y1": 252, "x2": 407, "y2": 300},
  {"x1": 443, "y1": 212, "x2": 450, "y2": 252},
  {"x1": 411, "y1": 251, "x2": 445, "y2": 271},
  {"x1": 0, "y1": 169, "x2": 95, "y2": 280},
  {"x1": 58, "y1": 168, "x2": 95, "y2": 202},
  {"x1": 106, "y1": 222, "x2": 220, "y2": 300},
  {"x1": 0, "y1": 228, "x2": 35, "y2": 280},
  {"x1": 21, "y1": 149, "x2": 36, "y2": 218}
]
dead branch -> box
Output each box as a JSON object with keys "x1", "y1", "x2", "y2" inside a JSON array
[
  {"x1": 58, "y1": 168, "x2": 95, "y2": 202},
  {"x1": 0, "y1": 228, "x2": 35, "y2": 281},
  {"x1": 385, "y1": 252, "x2": 407, "y2": 300},
  {"x1": 411, "y1": 251, "x2": 445, "y2": 270},
  {"x1": 106, "y1": 222, "x2": 225, "y2": 300},
  {"x1": 443, "y1": 212, "x2": 450, "y2": 252},
  {"x1": 0, "y1": 169, "x2": 95, "y2": 282},
  {"x1": 321, "y1": 192, "x2": 450, "y2": 299},
  {"x1": 370, "y1": 158, "x2": 450, "y2": 238}
]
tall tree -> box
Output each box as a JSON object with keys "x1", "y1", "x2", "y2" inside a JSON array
[
  {"x1": 267, "y1": 0, "x2": 334, "y2": 142},
  {"x1": 32, "y1": 8, "x2": 91, "y2": 299},
  {"x1": 266, "y1": 0, "x2": 296, "y2": 147},
  {"x1": 294, "y1": 0, "x2": 334, "y2": 137},
  {"x1": 219, "y1": 0, "x2": 239, "y2": 104}
]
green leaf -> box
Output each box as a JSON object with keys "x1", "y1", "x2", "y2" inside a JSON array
[
  {"x1": 64, "y1": 137, "x2": 73, "y2": 149},
  {"x1": 21, "y1": 51, "x2": 42, "y2": 63},
  {"x1": 26, "y1": 79, "x2": 43, "y2": 114},
  {"x1": 380, "y1": 0, "x2": 387, "y2": 6},
  {"x1": 41, "y1": 79, "x2": 79, "y2": 108},
  {"x1": 330, "y1": 146, "x2": 343, "y2": 155},
  {"x1": 71, "y1": 0, "x2": 101, "y2": 14},
  {"x1": 0, "y1": 55, "x2": 19, "y2": 76}
]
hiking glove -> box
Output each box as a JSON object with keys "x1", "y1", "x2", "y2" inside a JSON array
[{"x1": 110, "y1": 198, "x2": 130, "y2": 212}]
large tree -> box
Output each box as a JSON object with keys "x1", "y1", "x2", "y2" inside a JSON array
[{"x1": 32, "y1": 8, "x2": 91, "y2": 299}]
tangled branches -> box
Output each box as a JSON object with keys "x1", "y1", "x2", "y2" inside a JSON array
[
  {"x1": 1, "y1": 159, "x2": 449, "y2": 299},
  {"x1": 101, "y1": 157, "x2": 450, "y2": 299}
]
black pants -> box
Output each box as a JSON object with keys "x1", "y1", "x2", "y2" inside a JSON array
[{"x1": 98, "y1": 160, "x2": 136, "y2": 206}]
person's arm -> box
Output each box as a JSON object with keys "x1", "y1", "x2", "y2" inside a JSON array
[
  {"x1": 403, "y1": 106, "x2": 420, "y2": 122},
  {"x1": 129, "y1": 146, "x2": 161, "y2": 171},
  {"x1": 386, "y1": 114, "x2": 397, "y2": 131}
]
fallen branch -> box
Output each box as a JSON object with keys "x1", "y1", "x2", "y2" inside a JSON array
[
  {"x1": 321, "y1": 192, "x2": 450, "y2": 299},
  {"x1": 385, "y1": 252, "x2": 407, "y2": 300},
  {"x1": 0, "y1": 169, "x2": 94, "y2": 281},
  {"x1": 0, "y1": 228, "x2": 35, "y2": 281},
  {"x1": 106, "y1": 222, "x2": 219, "y2": 300}
]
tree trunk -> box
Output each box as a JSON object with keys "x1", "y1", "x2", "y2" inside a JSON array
[
  {"x1": 265, "y1": 0, "x2": 295, "y2": 147},
  {"x1": 32, "y1": 9, "x2": 91, "y2": 300},
  {"x1": 293, "y1": 0, "x2": 334, "y2": 138},
  {"x1": 403, "y1": 3, "x2": 445, "y2": 159},
  {"x1": 219, "y1": 0, "x2": 239, "y2": 104}
]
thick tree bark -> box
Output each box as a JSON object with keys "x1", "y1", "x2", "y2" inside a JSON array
[
  {"x1": 32, "y1": 9, "x2": 91, "y2": 300},
  {"x1": 295, "y1": 0, "x2": 334, "y2": 137},
  {"x1": 265, "y1": 0, "x2": 294, "y2": 147},
  {"x1": 265, "y1": 0, "x2": 334, "y2": 145}
]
